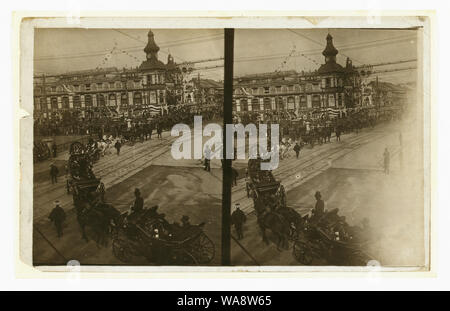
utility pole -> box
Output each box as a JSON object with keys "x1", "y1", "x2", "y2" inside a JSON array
[{"x1": 222, "y1": 28, "x2": 234, "y2": 266}]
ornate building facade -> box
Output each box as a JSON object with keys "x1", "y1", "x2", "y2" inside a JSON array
[
  {"x1": 33, "y1": 30, "x2": 184, "y2": 120},
  {"x1": 232, "y1": 34, "x2": 362, "y2": 117}
]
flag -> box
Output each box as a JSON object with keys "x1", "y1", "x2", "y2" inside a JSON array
[
  {"x1": 62, "y1": 84, "x2": 74, "y2": 95},
  {"x1": 241, "y1": 87, "x2": 254, "y2": 98},
  {"x1": 148, "y1": 105, "x2": 162, "y2": 116}
]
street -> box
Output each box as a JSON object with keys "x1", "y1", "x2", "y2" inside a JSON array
[
  {"x1": 231, "y1": 118, "x2": 425, "y2": 267},
  {"x1": 33, "y1": 128, "x2": 223, "y2": 265}
]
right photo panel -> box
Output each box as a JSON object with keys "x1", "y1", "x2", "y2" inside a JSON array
[{"x1": 230, "y1": 28, "x2": 425, "y2": 267}]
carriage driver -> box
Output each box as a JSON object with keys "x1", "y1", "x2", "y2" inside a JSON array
[
  {"x1": 311, "y1": 191, "x2": 325, "y2": 219},
  {"x1": 131, "y1": 188, "x2": 144, "y2": 213}
]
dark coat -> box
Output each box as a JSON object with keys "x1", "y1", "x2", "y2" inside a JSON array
[
  {"x1": 231, "y1": 209, "x2": 246, "y2": 227},
  {"x1": 49, "y1": 206, "x2": 66, "y2": 224}
]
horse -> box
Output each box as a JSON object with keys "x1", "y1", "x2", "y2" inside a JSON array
[
  {"x1": 73, "y1": 190, "x2": 121, "y2": 248},
  {"x1": 252, "y1": 194, "x2": 291, "y2": 251}
]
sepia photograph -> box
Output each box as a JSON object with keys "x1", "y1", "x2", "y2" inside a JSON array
[
  {"x1": 229, "y1": 28, "x2": 426, "y2": 267},
  {"x1": 17, "y1": 14, "x2": 431, "y2": 272}
]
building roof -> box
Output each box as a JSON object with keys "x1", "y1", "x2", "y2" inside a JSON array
[
  {"x1": 194, "y1": 78, "x2": 223, "y2": 89},
  {"x1": 139, "y1": 59, "x2": 166, "y2": 71},
  {"x1": 317, "y1": 62, "x2": 345, "y2": 74}
]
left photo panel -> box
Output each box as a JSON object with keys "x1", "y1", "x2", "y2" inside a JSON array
[{"x1": 32, "y1": 28, "x2": 224, "y2": 265}]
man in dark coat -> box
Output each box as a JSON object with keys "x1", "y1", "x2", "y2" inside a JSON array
[
  {"x1": 231, "y1": 204, "x2": 246, "y2": 240},
  {"x1": 157, "y1": 122, "x2": 163, "y2": 139},
  {"x1": 50, "y1": 163, "x2": 59, "y2": 184},
  {"x1": 52, "y1": 141, "x2": 58, "y2": 158},
  {"x1": 293, "y1": 142, "x2": 301, "y2": 159},
  {"x1": 336, "y1": 126, "x2": 341, "y2": 142},
  {"x1": 114, "y1": 139, "x2": 121, "y2": 156},
  {"x1": 49, "y1": 201, "x2": 66, "y2": 238},
  {"x1": 231, "y1": 167, "x2": 238, "y2": 186},
  {"x1": 132, "y1": 188, "x2": 144, "y2": 213}
]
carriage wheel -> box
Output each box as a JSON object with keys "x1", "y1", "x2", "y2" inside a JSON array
[
  {"x1": 170, "y1": 249, "x2": 198, "y2": 265},
  {"x1": 293, "y1": 240, "x2": 314, "y2": 265},
  {"x1": 112, "y1": 237, "x2": 134, "y2": 263},
  {"x1": 188, "y1": 232, "x2": 215, "y2": 264}
]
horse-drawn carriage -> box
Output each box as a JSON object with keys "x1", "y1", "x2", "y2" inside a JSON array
[
  {"x1": 112, "y1": 208, "x2": 215, "y2": 265},
  {"x1": 33, "y1": 140, "x2": 51, "y2": 163},
  {"x1": 247, "y1": 158, "x2": 374, "y2": 266}
]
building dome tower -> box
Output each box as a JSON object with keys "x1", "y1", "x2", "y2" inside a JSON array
[
  {"x1": 144, "y1": 30, "x2": 160, "y2": 61},
  {"x1": 139, "y1": 29, "x2": 166, "y2": 71},
  {"x1": 322, "y1": 33, "x2": 338, "y2": 64},
  {"x1": 317, "y1": 33, "x2": 344, "y2": 74}
]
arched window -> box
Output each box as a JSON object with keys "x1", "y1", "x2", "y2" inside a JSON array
[
  {"x1": 121, "y1": 92, "x2": 128, "y2": 107},
  {"x1": 62, "y1": 96, "x2": 69, "y2": 109},
  {"x1": 51, "y1": 97, "x2": 58, "y2": 110},
  {"x1": 85, "y1": 95, "x2": 92, "y2": 107},
  {"x1": 109, "y1": 94, "x2": 116, "y2": 106},
  {"x1": 133, "y1": 92, "x2": 142, "y2": 106}
]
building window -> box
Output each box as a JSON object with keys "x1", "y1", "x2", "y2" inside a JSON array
[
  {"x1": 103, "y1": 82, "x2": 109, "y2": 89},
  {"x1": 97, "y1": 94, "x2": 105, "y2": 107},
  {"x1": 109, "y1": 94, "x2": 116, "y2": 106},
  {"x1": 264, "y1": 87, "x2": 270, "y2": 94},
  {"x1": 85, "y1": 95, "x2": 92, "y2": 107},
  {"x1": 115, "y1": 81, "x2": 122, "y2": 89},
  {"x1": 264, "y1": 98, "x2": 271, "y2": 110},
  {"x1": 110, "y1": 82, "x2": 115, "y2": 89},
  {"x1": 251, "y1": 98, "x2": 259, "y2": 111},
  {"x1": 276, "y1": 86, "x2": 281, "y2": 93},
  {"x1": 300, "y1": 96, "x2": 307, "y2": 108},
  {"x1": 62, "y1": 96, "x2": 69, "y2": 109},
  {"x1": 97, "y1": 83, "x2": 103, "y2": 90},
  {"x1": 133, "y1": 92, "x2": 142, "y2": 106},
  {"x1": 121, "y1": 93, "x2": 128, "y2": 106},
  {"x1": 241, "y1": 99, "x2": 248, "y2": 112},
  {"x1": 51, "y1": 97, "x2": 58, "y2": 110},
  {"x1": 51, "y1": 86, "x2": 56, "y2": 93},
  {"x1": 73, "y1": 95, "x2": 81, "y2": 108},
  {"x1": 40, "y1": 97, "x2": 47, "y2": 110},
  {"x1": 85, "y1": 84, "x2": 91, "y2": 91},
  {"x1": 288, "y1": 85, "x2": 294, "y2": 92}
]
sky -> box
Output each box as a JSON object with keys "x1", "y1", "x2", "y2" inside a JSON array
[{"x1": 34, "y1": 28, "x2": 419, "y2": 84}]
